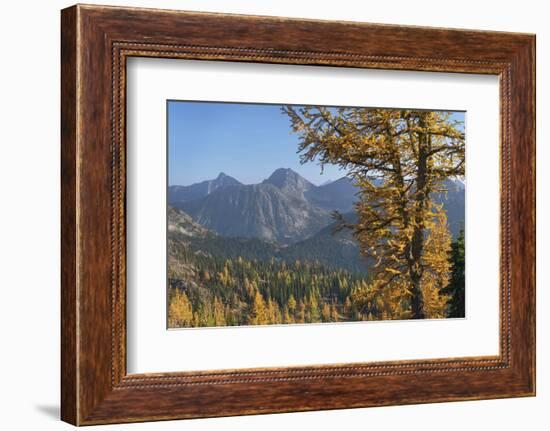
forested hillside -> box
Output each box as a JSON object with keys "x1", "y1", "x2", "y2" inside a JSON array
[{"x1": 167, "y1": 206, "x2": 465, "y2": 328}]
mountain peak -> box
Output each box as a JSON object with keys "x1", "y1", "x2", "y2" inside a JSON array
[
  {"x1": 263, "y1": 168, "x2": 314, "y2": 196},
  {"x1": 276, "y1": 167, "x2": 301, "y2": 175},
  {"x1": 168, "y1": 173, "x2": 242, "y2": 204},
  {"x1": 265, "y1": 168, "x2": 308, "y2": 184},
  {"x1": 212, "y1": 172, "x2": 241, "y2": 186}
]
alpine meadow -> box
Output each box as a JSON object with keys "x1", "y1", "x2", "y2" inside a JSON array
[{"x1": 167, "y1": 101, "x2": 465, "y2": 328}]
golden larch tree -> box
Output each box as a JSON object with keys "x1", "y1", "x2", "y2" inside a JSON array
[
  {"x1": 284, "y1": 107, "x2": 464, "y2": 318},
  {"x1": 249, "y1": 290, "x2": 269, "y2": 325},
  {"x1": 420, "y1": 207, "x2": 452, "y2": 318},
  {"x1": 168, "y1": 290, "x2": 194, "y2": 328}
]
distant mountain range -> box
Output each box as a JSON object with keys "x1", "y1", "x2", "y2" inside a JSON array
[
  {"x1": 172, "y1": 169, "x2": 333, "y2": 245},
  {"x1": 168, "y1": 172, "x2": 242, "y2": 203},
  {"x1": 169, "y1": 168, "x2": 465, "y2": 246}
]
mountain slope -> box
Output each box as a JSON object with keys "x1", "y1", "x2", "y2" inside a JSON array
[
  {"x1": 283, "y1": 211, "x2": 367, "y2": 273},
  {"x1": 177, "y1": 181, "x2": 332, "y2": 245},
  {"x1": 433, "y1": 179, "x2": 465, "y2": 237},
  {"x1": 168, "y1": 206, "x2": 369, "y2": 274},
  {"x1": 263, "y1": 167, "x2": 315, "y2": 197},
  {"x1": 304, "y1": 176, "x2": 358, "y2": 213},
  {"x1": 168, "y1": 206, "x2": 209, "y2": 237}
]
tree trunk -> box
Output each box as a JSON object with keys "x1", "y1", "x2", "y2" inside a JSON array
[
  {"x1": 409, "y1": 116, "x2": 429, "y2": 319},
  {"x1": 410, "y1": 272, "x2": 425, "y2": 319},
  {"x1": 409, "y1": 210, "x2": 426, "y2": 319}
]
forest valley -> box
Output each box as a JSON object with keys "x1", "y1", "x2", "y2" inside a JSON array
[{"x1": 168, "y1": 226, "x2": 464, "y2": 327}]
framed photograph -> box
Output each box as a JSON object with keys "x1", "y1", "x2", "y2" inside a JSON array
[
  {"x1": 165, "y1": 101, "x2": 466, "y2": 328},
  {"x1": 61, "y1": 4, "x2": 535, "y2": 425}
]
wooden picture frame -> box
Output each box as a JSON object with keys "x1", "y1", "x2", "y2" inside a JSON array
[{"x1": 61, "y1": 4, "x2": 535, "y2": 425}]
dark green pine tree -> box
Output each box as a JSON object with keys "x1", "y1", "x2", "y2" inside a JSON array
[{"x1": 441, "y1": 229, "x2": 465, "y2": 318}]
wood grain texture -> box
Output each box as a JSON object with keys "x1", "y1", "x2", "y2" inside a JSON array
[
  {"x1": 60, "y1": 4, "x2": 536, "y2": 425},
  {"x1": 60, "y1": 5, "x2": 78, "y2": 425}
]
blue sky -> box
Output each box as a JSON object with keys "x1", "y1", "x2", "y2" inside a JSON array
[{"x1": 168, "y1": 101, "x2": 465, "y2": 186}]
